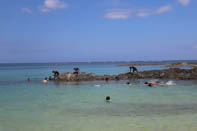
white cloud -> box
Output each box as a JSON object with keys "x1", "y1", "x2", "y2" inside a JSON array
[
  {"x1": 104, "y1": 9, "x2": 132, "y2": 19},
  {"x1": 136, "y1": 9, "x2": 152, "y2": 18},
  {"x1": 105, "y1": 6, "x2": 172, "y2": 19},
  {"x1": 178, "y1": 0, "x2": 190, "y2": 6},
  {"x1": 155, "y1": 5, "x2": 172, "y2": 14},
  {"x1": 136, "y1": 5, "x2": 172, "y2": 18},
  {"x1": 21, "y1": 8, "x2": 32, "y2": 14},
  {"x1": 40, "y1": 0, "x2": 68, "y2": 13}
]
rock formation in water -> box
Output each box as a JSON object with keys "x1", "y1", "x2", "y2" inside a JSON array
[{"x1": 51, "y1": 67, "x2": 197, "y2": 82}]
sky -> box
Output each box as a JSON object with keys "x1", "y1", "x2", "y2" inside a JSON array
[{"x1": 0, "y1": 0, "x2": 197, "y2": 63}]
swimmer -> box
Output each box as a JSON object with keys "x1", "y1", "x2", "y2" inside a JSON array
[
  {"x1": 48, "y1": 76, "x2": 53, "y2": 81},
  {"x1": 105, "y1": 77, "x2": 109, "y2": 82},
  {"x1": 150, "y1": 81, "x2": 158, "y2": 86},
  {"x1": 115, "y1": 76, "x2": 120, "y2": 81},
  {"x1": 43, "y1": 77, "x2": 48, "y2": 84},
  {"x1": 144, "y1": 82, "x2": 149, "y2": 85},
  {"x1": 106, "y1": 96, "x2": 111, "y2": 102},
  {"x1": 127, "y1": 82, "x2": 132, "y2": 86},
  {"x1": 27, "y1": 78, "x2": 31, "y2": 82},
  {"x1": 148, "y1": 83, "x2": 152, "y2": 87}
]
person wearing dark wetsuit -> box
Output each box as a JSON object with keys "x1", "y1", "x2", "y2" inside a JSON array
[
  {"x1": 73, "y1": 68, "x2": 80, "y2": 75},
  {"x1": 52, "y1": 70, "x2": 60, "y2": 80},
  {"x1": 129, "y1": 66, "x2": 138, "y2": 73}
]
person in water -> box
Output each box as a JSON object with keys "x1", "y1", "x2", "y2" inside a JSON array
[
  {"x1": 105, "y1": 77, "x2": 109, "y2": 82},
  {"x1": 127, "y1": 82, "x2": 132, "y2": 86},
  {"x1": 144, "y1": 82, "x2": 149, "y2": 85},
  {"x1": 144, "y1": 81, "x2": 156, "y2": 87},
  {"x1": 43, "y1": 77, "x2": 48, "y2": 84},
  {"x1": 48, "y1": 76, "x2": 53, "y2": 81},
  {"x1": 115, "y1": 76, "x2": 120, "y2": 81},
  {"x1": 129, "y1": 66, "x2": 138, "y2": 73},
  {"x1": 27, "y1": 78, "x2": 31, "y2": 82},
  {"x1": 148, "y1": 83, "x2": 153, "y2": 87},
  {"x1": 52, "y1": 70, "x2": 60, "y2": 80},
  {"x1": 106, "y1": 96, "x2": 111, "y2": 102}
]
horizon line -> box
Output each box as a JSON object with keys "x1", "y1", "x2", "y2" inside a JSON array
[{"x1": 0, "y1": 59, "x2": 197, "y2": 64}]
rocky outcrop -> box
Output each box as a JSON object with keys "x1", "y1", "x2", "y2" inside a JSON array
[
  {"x1": 133, "y1": 67, "x2": 197, "y2": 80},
  {"x1": 53, "y1": 67, "x2": 197, "y2": 82},
  {"x1": 118, "y1": 62, "x2": 197, "y2": 68}
]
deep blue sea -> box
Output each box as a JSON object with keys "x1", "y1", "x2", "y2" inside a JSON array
[{"x1": 0, "y1": 61, "x2": 197, "y2": 131}]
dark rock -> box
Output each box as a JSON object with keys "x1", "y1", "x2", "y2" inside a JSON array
[{"x1": 52, "y1": 67, "x2": 197, "y2": 82}]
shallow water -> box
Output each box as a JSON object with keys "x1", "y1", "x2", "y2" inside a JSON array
[{"x1": 0, "y1": 62, "x2": 197, "y2": 131}]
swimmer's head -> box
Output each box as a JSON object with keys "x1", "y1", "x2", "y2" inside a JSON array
[
  {"x1": 148, "y1": 83, "x2": 152, "y2": 87},
  {"x1": 115, "y1": 76, "x2": 120, "y2": 81},
  {"x1": 106, "y1": 96, "x2": 111, "y2": 102},
  {"x1": 144, "y1": 82, "x2": 148, "y2": 85},
  {"x1": 127, "y1": 82, "x2": 130, "y2": 85},
  {"x1": 27, "y1": 78, "x2": 31, "y2": 82},
  {"x1": 105, "y1": 77, "x2": 109, "y2": 81}
]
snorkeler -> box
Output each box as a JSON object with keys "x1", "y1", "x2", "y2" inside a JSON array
[{"x1": 106, "y1": 96, "x2": 111, "y2": 102}]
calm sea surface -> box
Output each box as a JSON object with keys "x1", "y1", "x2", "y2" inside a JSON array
[{"x1": 0, "y1": 62, "x2": 197, "y2": 131}]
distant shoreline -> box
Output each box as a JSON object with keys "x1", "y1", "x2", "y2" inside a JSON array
[
  {"x1": 1, "y1": 60, "x2": 197, "y2": 65},
  {"x1": 118, "y1": 62, "x2": 197, "y2": 68}
]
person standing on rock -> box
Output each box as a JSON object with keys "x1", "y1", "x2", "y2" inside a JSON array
[
  {"x1": 73, "y1": 68, "x2": 80, "y2": 75},
  {"x1": 129, "y1": 66, "x2": 138, "y2": 73}
]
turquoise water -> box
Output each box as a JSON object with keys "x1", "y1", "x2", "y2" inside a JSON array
[{"x1": 0, "y1": 62, "x2": 197, "y2": 131}]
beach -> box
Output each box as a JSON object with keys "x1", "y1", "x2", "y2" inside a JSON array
[{"x1": 0, "y1": 62, "x2": 197, "y2": 131}]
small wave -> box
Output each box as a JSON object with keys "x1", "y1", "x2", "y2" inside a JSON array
[
  {"x1": 94, "y1": 85, "x2": 101, "y2": 87},
  {"x1": 166, "y1": 81, "x2": 176, "y2": 85}
]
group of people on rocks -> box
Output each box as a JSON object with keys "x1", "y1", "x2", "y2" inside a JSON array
[
  {"x1": 27, "y1": 66, "x2": 175, "y2": 88},
  {"x1": 41, "y1": 68, "x2": 79, "y2": 84},
  {"x1": 39, "y1": 66, "x2": 137, "y2": 84}
]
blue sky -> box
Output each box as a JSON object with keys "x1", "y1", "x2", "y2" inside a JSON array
[{"x1": 0, "y1": 0, "x2": 197, "y2": 63}]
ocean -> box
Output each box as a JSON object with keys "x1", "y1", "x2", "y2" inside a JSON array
[{"x1": 0, "y1": 62, "x2": 197, "y2": 131}]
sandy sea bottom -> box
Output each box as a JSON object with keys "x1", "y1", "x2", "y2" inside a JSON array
[{"x1": 0, "y1": 80, "x2": 197, "y2": 131}]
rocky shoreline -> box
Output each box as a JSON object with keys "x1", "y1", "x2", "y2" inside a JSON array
[{"x1": 51, "y1": 67, "x2": 197, "y2": 82}]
